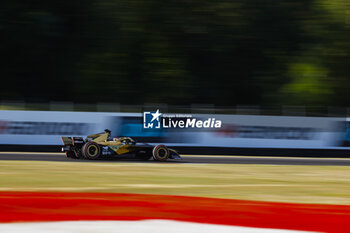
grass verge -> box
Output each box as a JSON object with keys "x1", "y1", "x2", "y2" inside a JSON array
[{"x1": 0, "y1": 161, "x2": 350, "y2": 204}]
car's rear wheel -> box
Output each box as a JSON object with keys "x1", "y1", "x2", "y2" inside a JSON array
[
  {"x1": 152, "y1": 145, "x2": 169, "y2": 161},
  {"x1": 82, "y1": 142, "x2": 101, "y2": 160}
]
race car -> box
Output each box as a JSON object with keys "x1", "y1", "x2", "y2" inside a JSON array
[{"x1": 61, "y1": 129, "x2": 181, "y2": 161}]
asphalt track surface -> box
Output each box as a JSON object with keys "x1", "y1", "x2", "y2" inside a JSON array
[{"x1": 1, "y1": 152, "x2": 350, "y2": 166}]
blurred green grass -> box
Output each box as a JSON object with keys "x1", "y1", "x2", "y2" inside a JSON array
[{"x1": 0, "y1": 161, "x2": 350, "y2": 204}]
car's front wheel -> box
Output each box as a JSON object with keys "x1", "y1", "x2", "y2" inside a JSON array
[
  {"x1": 152, "y1": 145, "x2": 169, "y2": 161},
  {"x1": 82, "y1": 142, "x2": 101, "y2": 160}
]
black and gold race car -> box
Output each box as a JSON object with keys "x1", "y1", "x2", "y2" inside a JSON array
[{"x1": 61, "y1": 129, "x2": 181, "y2": 161}]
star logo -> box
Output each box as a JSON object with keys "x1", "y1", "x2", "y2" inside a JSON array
[
  {"x1": 143, "y1": 109, "x2": 162, "y2": 129},
  {"x1": 151, "y1": 109, "x2": 161, "y2": 122}
]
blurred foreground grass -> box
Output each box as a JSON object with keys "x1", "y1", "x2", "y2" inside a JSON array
[{"x1": 0, "y1": 161, "x2": 350, "y2": 204}]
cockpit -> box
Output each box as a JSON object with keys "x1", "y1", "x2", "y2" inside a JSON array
[{"x1": 114, "y1": 137, "x2": 136, "y2": 145}]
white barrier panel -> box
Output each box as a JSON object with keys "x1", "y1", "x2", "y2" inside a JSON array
[
  {"x1": 106, "y1": 114, "x2": 346, "y2": 149},
  {"x1": 0, "y1": 110, "x2": 346, "y2": 149},
  {"x1": 186, "y1": 114, "x2": 345, "y2": 149},
  {"x1": 0, "y1": 111, "x2": 138, "y2": 145}
]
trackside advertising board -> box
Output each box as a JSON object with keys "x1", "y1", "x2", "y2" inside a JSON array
[
  {"x1": 0, "y1": 111, "x2": 136, "y2": 145},
  {"x1": 0, "y1": 110, "x2": 347, "y2": 149},
  {"x1": 188, "y1": 114, "x2": 345, "y2": 149}
]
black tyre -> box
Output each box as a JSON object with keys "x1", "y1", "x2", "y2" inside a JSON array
[
  {"x1": 82, "y1": 142, "x2": 101, "y2": 160},
  {"x1": 152, "y1": 145, "x2": 169, "y2": 162},
  {"x1": 65, "y1": 151, "x2": 76, "y2": 159}
]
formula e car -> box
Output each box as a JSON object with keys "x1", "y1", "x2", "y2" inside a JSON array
[{"x1": 61, "y1": 129, "x2": 181, "y2": 161}]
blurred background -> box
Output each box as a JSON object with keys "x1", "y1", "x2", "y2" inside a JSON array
[
  {"x1": 2, "y1": 0, "x2": 350, "y2": 108},
  {"x1": 3, "y1": 4, "x2": 350, "y2": 227}
]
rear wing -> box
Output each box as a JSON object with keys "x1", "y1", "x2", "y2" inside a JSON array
[
  {"x1": 61, "y1": 137, "x2": 73, "y2": 146},
  {"x1": 61, "y1": 137, "x2": 85, "y2": 146}
]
